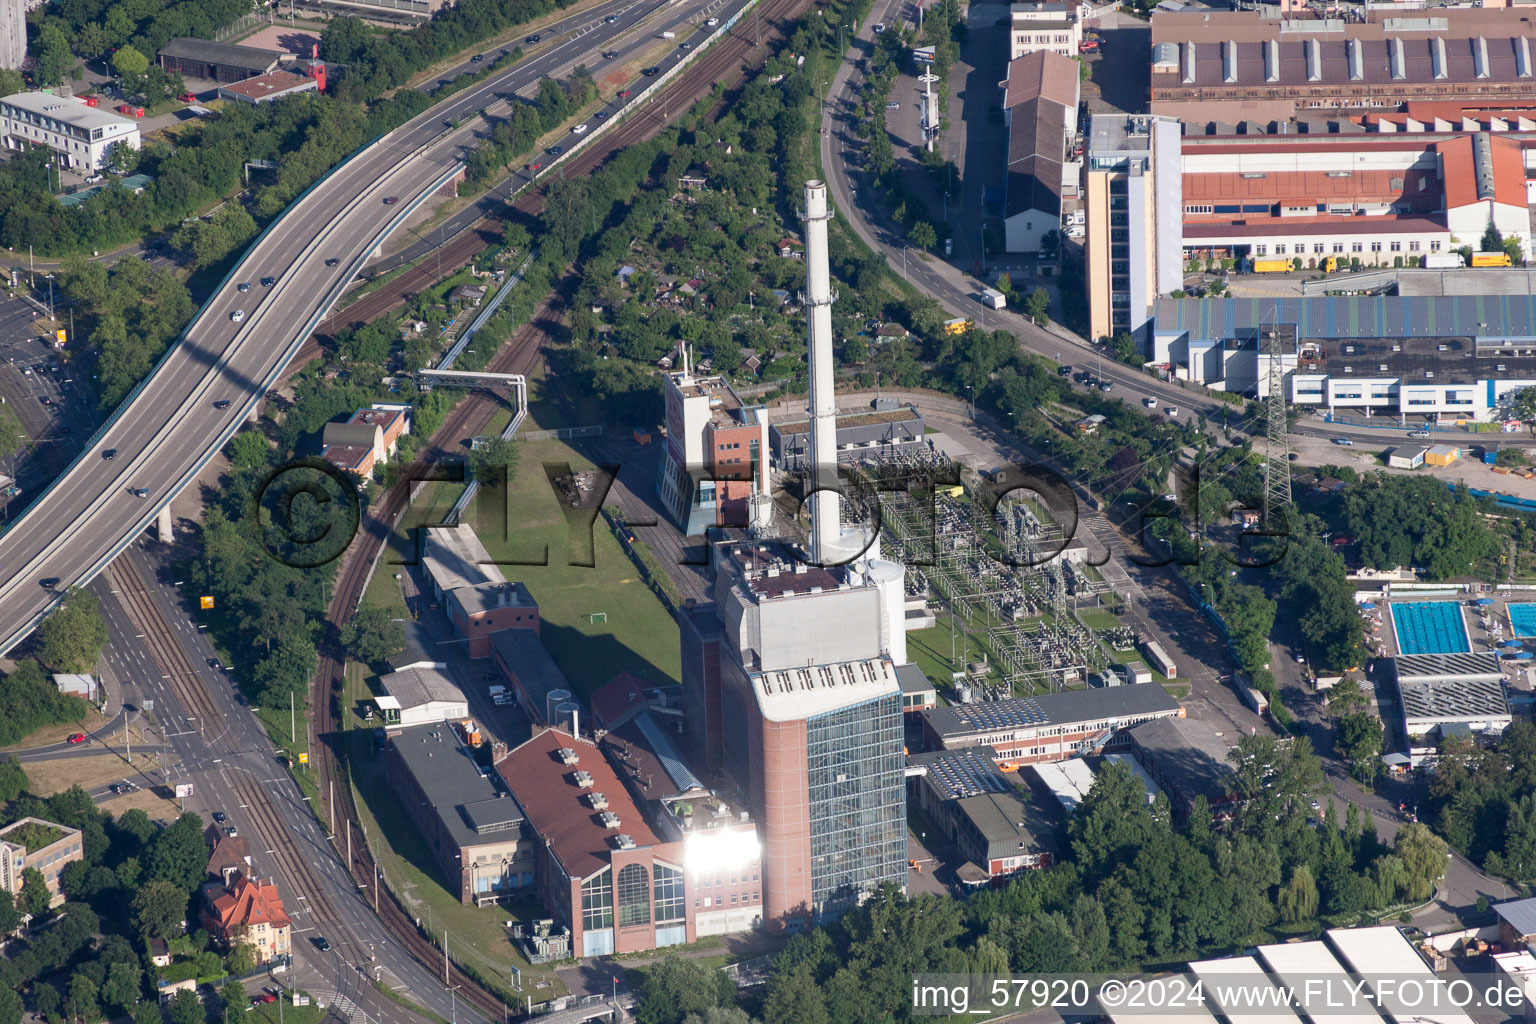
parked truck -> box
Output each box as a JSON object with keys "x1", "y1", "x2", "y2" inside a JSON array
[
  {"x1": 980, "y1": 288, "x2": 1006, "y2": 309},
  {"x1": 1473, "y1": 251, "x2": 1513, "y2": 267},
  {"x1": 1423, "y1": 252, "x2": 1466, "y2": 269},
  {"x1": 942, "y1": 317, "x2": 972, "y2": 335},
  {"x1": 1250, "y1": 258, "x2": 1291, "y2": 273}
]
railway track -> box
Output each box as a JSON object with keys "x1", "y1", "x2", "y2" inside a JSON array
[{"x1": 297, "y1": 0, "x2": 814, "y2": 1012}]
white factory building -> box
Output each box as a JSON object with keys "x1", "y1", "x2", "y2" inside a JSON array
[
  {"x1": 0, "y1": 92, "x2": 141, "y2": 171},
  {"x1": 377, "y1": 665, "x2": 470, "y2": 729}
]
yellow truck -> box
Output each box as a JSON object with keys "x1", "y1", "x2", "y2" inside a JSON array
[
  {"x1": 1250, "y1": 258, "x2": 1291, "y2": 273},
  {"x1": 942, "y1": 317, "x2": 972, "y2": 335},
  {"x1": 1473, "y1": 251, "x2": 1513, "y2": 267}
]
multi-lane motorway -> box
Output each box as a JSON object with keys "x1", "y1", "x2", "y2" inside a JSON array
[{"x1": 0, "y1": 0, "x2": 727, "y2": 656}]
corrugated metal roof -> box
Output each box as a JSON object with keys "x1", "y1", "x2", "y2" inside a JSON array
[{"x1": 1157, "y1": 295, "x2": 1536, "y2": 344}]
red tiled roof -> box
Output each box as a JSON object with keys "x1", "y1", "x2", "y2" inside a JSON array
[
  {"x1": 589, "y1": 672, "x2": 652, "y2": 730},
  {"x1": 321, "y1": 445, "x2": 372, "y2": 471},
  {"x1": 208, "y1": 874, "x2": 290, "y2": 933},
  {"x1": 496, "y1": 729, "x2": 662, "y2": 880},
  {"x1": 1004, "y1": 50, "x2": 1080, "y2": 110},
  {"x1": 1183, "y1": 167, "x2": 1435, "y2": 207},
  {"x1": 1436, "y1": 133, "x2": 1527, "y2": 212}
]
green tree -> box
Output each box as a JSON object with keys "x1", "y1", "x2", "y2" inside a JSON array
[
  {"x1": 0, "y1": 405, "x2": 24, "y2": 462},
  {"x1": 34, "y1": 983, "x2": 60, "y2": 1022},
  {"x1": 0, "y1": 988, "x2": 21, "y2": 1024},
  {"x1": 37, "y1": 587, "x2": 109, "y2": 673},
  {"x1": 100, "y1": 961, "x2": 142, "y2": 1015},
  {"x1": 634, "y1": 955, "x2": 732, "y2": 1024},
  {"x1": 681, "y1": 1011, "x2": 753, "y2": 1024},
  {"x1": 132, "y1": 880, "x2": 187, "y2": 939},
  {"x1": 1336, "y1": 713, "x2": 1384, "y2": 782},
  {"x1": 227, "y1": 431, "x2": 271, "y2": 471},
  {"x1": 66, "y1": 974, "x2": 98, "y2": 1024},
  {"x1": 1024, "y1": 287, "x2": 1050, "y2": 327},
  {"x1": 147, "y1": 813, "x2": 208, "y2": 891},
  {"x1": 909, "y1": 221, "x2": 938, "y2": 251},
  {"x1": 34, "y1": 24, "x2": 73, "y2": 88},
  {"x1": 466, "y1": 436, "x2": 521, "y2": 487},
  {"x1": 228, "y1": 940, "x2": 257, "y2": 976},
  {"x1": 166, "y1": 989, "x2": 202, "y2": 1024},
  {"x1": 132, "y1": 1002, "x2": 162, "y2": 1024},
  {"x1": 20, "y1": 866, "x2": 50, "y2": 916},
  {"x1": 1276, "y1": 864, "x2": 1319, "y2": 923},
  {"x1": 0, "y1": 757, "x2": 27, "y2": 804},
  {"x1": 1393, "y1": 824, "x2": 1450, "y2": 901},
  {"x1": 1327, "y1": 677, "x2": 1368, "y2": 717},
  {"x1": 1482, "y1": 222, "x2": 1505, "y2": 254},
  {"x1": 220, "y1": 980, "x2": 246, "y2": 1021},
  {"x1": 112, "y1": 46, "x2": 150, "y2": 77},
  {"x1": 0, "y1": 888, "x2": 19, "y2": 933},
  {"x1": 761, "y1": 964, "x2": 827, "y2": 1024},
  {"x1": 338, "y1": 606, "x2": 406, "y2": 665}
]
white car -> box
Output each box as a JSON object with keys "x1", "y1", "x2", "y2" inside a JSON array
[
  {"x1": 1142, "y1": 397, "x2": 1156, "y2": 408},
  {"x1": 230, "y1": 309, "x2": 245, "y2": 323},
  {"x1": 706, "y1": 16, "x2": 718, "y2": 25},
  {"x1": 873, "y1": 22, "x2": 886, "y2": 32},
  {"x1": 1164, "y1": 405, "x2": 1178, "y2": 416},
  {"x1": 572, "y1": 123, "x2": 589, "y2": 135}
]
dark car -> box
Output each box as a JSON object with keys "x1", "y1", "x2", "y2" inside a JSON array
[
  {"x1": 383, "y1": 196, "x2": 399, "y2": 205},
  {"x1": 602, "y1": 49, "x2": 618, "y2": 58},
  {"x1": 213, "y1": 399, "x2": 231, "y2": 410},
  {"x1": 641, "y1": 66, "x2": 660, "y2": 75},
  {"x1": 605, "y1": 14, "x2": 617, "y2": 22},
  {"x1": 40, "y1": 577, "x2": 60, "y2": 589},
  {"x1": 224, "y1": 826, "x2": 237, "y2": 837},
  {"x1": 130, "y1": 488, "x2": 149, "y2": 498},
  {"x1": 208, "y1": 658, "x2": 222, "y2": 670},
  {"x1": 525, "y1": 34, "x2": 541, "y2": 42},
  {"x1": 471, "y1": 53, "x2": 484, "y2": 62},
  {"x1": 1098, "y1": 381, "x2": 1114, "y2": 392},
  {"x1": 594, "y1": 110, "x2": 609, "y2": 119},
  {"x1": 325, "y1": 257, "x2": 340, "y2": 267},
  {"x1": 212, "y1": 811, "x2": 227, "y2": 823},
  {"x1": 139, "y1": 251, "x2": 155, "y2": 262},
  {"x1": 547, "y1": 145, "x2": 564, "y2": 156},
  {"x1": 39, "y1": 396, "x2": 51, "y2": 405},
  {"x1": 102, "y1": 448, "x2": 117, "y2": 460},
  {"x1": 313, "y1": 937, "x2": 331, "y2": 952},
  {"x1": 260, "y1": 276, "x2": 276, "y2": 287},
  {"x1": 1057, "y1": 365, "x2": 1072, "y2": 377},
  {"x1": 237, "y1": 282, "x2": 251, "y2": 292}
]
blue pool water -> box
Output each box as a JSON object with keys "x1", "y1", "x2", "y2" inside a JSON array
[
  {"x1": 1510, "y1": 603, "x2": 1536, "y2": 639},
  {"x1": 1390, "y1": 601, "x2": 1471, "y2": 655}
]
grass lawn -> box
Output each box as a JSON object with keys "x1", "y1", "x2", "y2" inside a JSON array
[
  {"x1": 247, "y1": 994, "x2": 326, "y2": 1024},
  {"x1": 1076, "y1": 608, "x2": 1122, "y2": 633},
  {"x1": 465, "y1": 439, "x2": 680, "y2": 697}
]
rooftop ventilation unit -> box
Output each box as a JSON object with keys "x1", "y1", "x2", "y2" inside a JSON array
[
  {"x1": 573, "y1": 770, "x2": 595, "y2": 788},
  {"x1": 557, "y1": 747, "x2": 579, "y2": 765},
  {"x1": 588, "y1": 792, "x2": 609, "y2": 810},
  {"x1": 613, "y1": 834, "x2": 637, "y2": 850},
  {"x1": 599, "y1": 811, "x2": 622, "y2": 829}
]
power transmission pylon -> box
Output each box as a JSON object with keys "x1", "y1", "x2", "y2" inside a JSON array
[{"x1": 1262, "y1": 319, "x2": 1293, "y2": 518}]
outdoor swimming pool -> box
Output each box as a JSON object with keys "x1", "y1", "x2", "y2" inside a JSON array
[{"x1": 1390, "y1": 601, "x2": 1471, "y2": 655}]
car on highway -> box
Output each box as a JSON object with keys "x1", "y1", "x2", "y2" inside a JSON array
[
  {"x1": 618, "y1": 89, "x2": 632, "y2": 98},
  {"x1": 130, "y1": 488, "x2": 149, "y2": 498},
  {"x1": 526, "y1": 161, "x2": 542, "y2": 172},
  {"x1": 238, "y1": 282, "x2": 251, "y2": 292},
  {"x1": 67, "y1": 733, "x2": 85, "y2": 744},
  {"x1": 1407, "y1": 429, "x2": 1432, "y2": 438},
  {"x1": 873, "y1": 21, "x2": 886, "y2": 32},
  {"x1": 1143, "y1": 397, "x2": 1156, "y2": 408},
  {"x1": 1164, "y1": 406, "x2": 1178, "y2": 416},
  {"x1": 102, "y1": 449, "x2": 117, "y2": 460},
  {"x1": 212, "y1": 811, "x2": 227, "y2": 824},
  {"x1": 602, "y1": 49, "x2": 619, "y2": 58},
  {"x1": 383, "y1": 196, "x2": 399, "y2": 205},
  {"x1": 313, "y1": 937, "x2": 331, "y2": 951},
  {"x1": 707, "y1": 16, "x2": 718, "y2": 25},
  {"x1": 605, "y1": 14, "x2": 618, "y2": 22},
  {"x1": 325, "y1": 257, "x2": 340, "y2": 267},
  {"x1": 40, "y1": 578, "x2": 59, "y2": 589},
  {"x1": 1331, "y1": 437, "x2": 1354, "y2": 446},
  {"x1": 261, "y1": 276, "x2": 276, "y2": 286},
  {"x1": 1098, "y1": 381, "x2": 1114, "y2": 392},
  {"x1": 547, "y1": 145, "x2": 564, "y2": 156},
  {"x1": 230, "y1": 310, "x2": 245, "y2": 323},
  {"x1": 213, "y1": 399, "x2": 231, "y2": 410},
  {"x1": 595, "y1": 110, "x2": 609, "y2": 119},
  {"x1": 525, "y1": 34, "x2": 541, "y2": 42},
  {"x1": 679, "y1": 40, "x2": 691, "y2": 48},
  {"x1": 208, "y1": 657, "x2": 222, "y2": 670},
  {"x1": 471, "y1": 53, "x2": 484, "y2": 62},
  {"x1": 140, "y1": 251, "x2": 155, "y2": 262},
  {"x1": 572, "y1": 123, "x2": 589, "y2": 134},
  {"x1": 642, "y1": 66, "x2": 660, "y2": 75}
]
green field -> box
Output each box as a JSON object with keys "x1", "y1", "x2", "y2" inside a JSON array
[{"x1": 461, "y1": 438, "x2": 680, "y2": 698}]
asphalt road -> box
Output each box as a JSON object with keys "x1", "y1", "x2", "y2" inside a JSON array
[
  {"x1": 0, "y1": 0, "x2": 732, "y2": 656},
  {"x1": 89, "y1": 543, "x2": 491, "y2": 1024}
]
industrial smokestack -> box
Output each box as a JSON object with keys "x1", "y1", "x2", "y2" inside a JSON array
[{"x1": 804, "y1": 180, "x2": 839, "y2": 564}]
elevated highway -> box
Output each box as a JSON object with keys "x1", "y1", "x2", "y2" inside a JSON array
[{"x1": 0, "y1": 0, "x2": 707, "y2": 654}]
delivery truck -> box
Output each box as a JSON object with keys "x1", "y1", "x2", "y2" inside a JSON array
[
  {"x1": 942, "y1": 317, "x2": 972, "y2": 335},
  {"x1": 1472, "y1": 251, "x2": 1512, "y2": 267},
  {"x1": 1250, "y1": 258, "x2": 1291, "y2": 273},
  {"x1": 1423, "y1": 252, "x2": 1466, "y2": 269},
  {"x1": 980, "y1": 288, "x2": 1006, "y2": 309}
]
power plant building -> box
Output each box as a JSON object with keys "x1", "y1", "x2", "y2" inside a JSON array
[{"x1": 656, "y1": 352, "x2": 772, "y2": 535}]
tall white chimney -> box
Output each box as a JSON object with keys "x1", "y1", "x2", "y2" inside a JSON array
[{"x1": 804, "y1": 180, "x2": 839, "y2": 564}]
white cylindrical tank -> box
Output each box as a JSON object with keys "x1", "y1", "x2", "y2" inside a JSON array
[
  {"x1": 545, "y1": 688, "x2": 573, "y2": 725},
  {"x1": 555, "y1": 701, "x2": 581, "y2": 737},
  {"x1": 866, "y1": 558, "x2": 907, "y2": 666}
]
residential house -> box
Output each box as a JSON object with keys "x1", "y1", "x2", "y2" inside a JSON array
[{"x1": 199, "y1": 873, "x2": 292, "y2": 964}]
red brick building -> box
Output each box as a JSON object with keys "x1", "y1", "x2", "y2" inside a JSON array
[{"x1": 446, "y1": 581, "x2": 538, "y2": 658}]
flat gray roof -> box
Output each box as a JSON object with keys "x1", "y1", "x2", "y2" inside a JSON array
[
  {"x1": 490, "y1": 628, "x2": 574, "y2": 717},
  {"x1": 380, "y1": 665, "x2": 466, "y2": 709},
  {"x1": 896, "y1": 663, "x2": 935, "y2": 695},
  {"x1": 1393, "y1": 652, "x2": 1502, "y2": 682},
  {"x1": 388, "y1": 723, "x2": 524, "y2": 849},
  {"x1": 1, "y1": 92, "x2": 139, "y2": 133},
  {"x1": 923, "y1": 682, "x2": 1181, "y2": 738},
  {"x1": 1129, "y1": 717, "x2": 1236, "y2": 803},
  {"x1": 1497, "y1": 896, "x2": 1536, "y2": 939},
  {"x1": 158, "y1": 37, "x2": 282, "y2": 72}
]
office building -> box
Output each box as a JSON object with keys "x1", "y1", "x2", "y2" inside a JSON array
[
  {"x1": 1002, "y1": 50, "x2": 1081, "y2": 254},
  {"x1": 386, "y1": 722, "x2": 536, "y2": 904},
  {"x1": 907, "y1": 747, "x2": 1056, "y2": 883},
  {"x1": 920, "y1": 683, "x2": 1183, "y2": 764},
  {"x1": 655, "y1": 352, "x2": 772, "y2": 535},
  {"x1": 1150, "y1": 9, "x2": 1536, "y2": 124},
  {"x1": 0, "y1": 817, "x2": 81, "y2": 907},
  {"x1": 1008, "y1": 2, "x2": 1084, "y2": 60},
  {"x1": 0, "y1": 93, "x2": 141, "y2": 172},
  {"x1": 1084, "y1": 114, "x2": 1183, "y2": 343}
]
